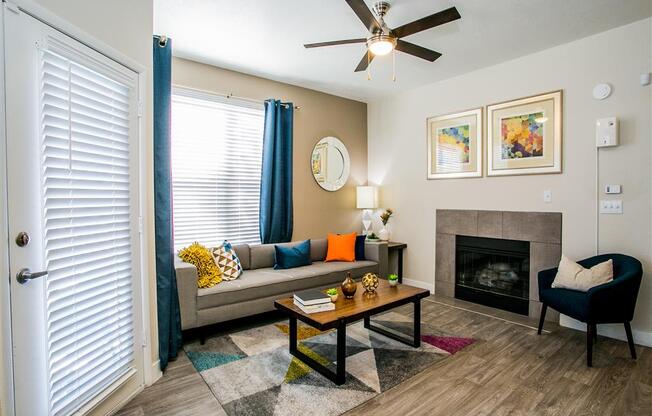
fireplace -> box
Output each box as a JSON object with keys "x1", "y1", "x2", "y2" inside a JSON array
[{"x1": 455, "y1": 235, "x2": 530, "y2": 315}]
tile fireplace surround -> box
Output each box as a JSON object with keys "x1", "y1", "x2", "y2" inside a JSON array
[{"x1": 435, "y1": 209, "x2": 562, "y2": 321}]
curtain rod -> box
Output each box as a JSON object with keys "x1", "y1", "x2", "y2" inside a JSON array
[{"x1": 224, "y1": 93, "x2": 301, "y2": 110}]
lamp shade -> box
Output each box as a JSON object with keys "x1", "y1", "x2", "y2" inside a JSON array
[{"x1": 356, "y1": 186, "x2": 378, "y2": 209}]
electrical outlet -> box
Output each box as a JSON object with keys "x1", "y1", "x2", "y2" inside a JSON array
[
  {"x1": 600, "y1": 199, "x2": 623, "y2": 214},
  {"x1": 543, "y1": 190, "x2": 552, "y2": 203}
]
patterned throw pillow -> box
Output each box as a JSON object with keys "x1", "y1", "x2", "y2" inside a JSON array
[
  {"x1": 211, "y1": 241, "x2": 243, "y2": 280},
  {"x1": 178, "y1": 242, "x2": 222, "y2": 289}
]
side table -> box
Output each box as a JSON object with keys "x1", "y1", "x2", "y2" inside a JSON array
[{"x1": 387, "y1": 241, "x2": 407, "y2": 283}]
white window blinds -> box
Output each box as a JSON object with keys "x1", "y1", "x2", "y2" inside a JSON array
[
  {"x1": 40, "y1": 49, "x2": 136, "y2": 416},
  {"x1": 171, "y1": 91, "x2": 264, "y2": 249}
]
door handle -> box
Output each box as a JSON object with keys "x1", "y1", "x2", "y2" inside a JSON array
[{"x1": 16, "y1": 268, "x2": 48, "y2": 284}]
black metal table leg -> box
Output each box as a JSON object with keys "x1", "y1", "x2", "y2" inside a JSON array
[
  {"x1": 287, "y1": 316, "x2": 347, "y2": 385},
  {"x1": 289, "y1": 316, "x2": 297, "y2": 354},
  {"x1": 336, "y1": 319, "x2": 346, "y2": 385},
  {"x1": 397, "y1": 250, "x2": 404, "y2": 283},
  {"x1": 365, "y1": 299, "x2": 421, "y2": 348},
  {"x1": 413, "y1": 299, "x2": 421, "y2": 347}
]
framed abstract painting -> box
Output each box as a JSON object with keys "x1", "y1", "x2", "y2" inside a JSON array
[
  {"x1": 427, "y1": 108, "x2": 482, "y2": 179},
  {"x1": 486, "y1": 90, "x2": 562, "y2": 176}
]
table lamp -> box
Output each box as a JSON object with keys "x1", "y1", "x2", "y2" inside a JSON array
[{"x1": 356, "y1": 186, "x2": 378, "y2": 235}]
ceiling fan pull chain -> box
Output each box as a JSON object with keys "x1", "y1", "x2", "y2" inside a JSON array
[
  {"x1": 367, "y1": 50, "x2": 372, "y2": 81},
  {"x1": 392, "y1": 48, "x2": 396, "y2": 82}
]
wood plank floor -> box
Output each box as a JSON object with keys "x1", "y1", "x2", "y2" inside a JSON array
[{"x1": 116, "y1": 295, "x2": 652, "y2": 416}]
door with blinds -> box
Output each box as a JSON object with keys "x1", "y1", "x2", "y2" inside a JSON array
[{"x1": 4, "y1": 7, "x2": 144, "y2": 415}]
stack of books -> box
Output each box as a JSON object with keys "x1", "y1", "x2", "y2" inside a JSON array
[{"x1": 293, "y1": 289, "x2": 335, "y2": 314}]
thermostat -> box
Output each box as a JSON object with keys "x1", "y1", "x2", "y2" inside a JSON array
[{"x1": 596, "y1": 117, "x2": 618, "y2": 147}]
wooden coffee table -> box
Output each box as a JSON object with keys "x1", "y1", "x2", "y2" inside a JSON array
[{"x1": 274, "y1": 280, "x2": 430, "y2": 385}]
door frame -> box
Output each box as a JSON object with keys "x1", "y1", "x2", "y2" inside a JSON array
[{"x1": 0, "y1": 1, "x2": 158, "y2": 415}]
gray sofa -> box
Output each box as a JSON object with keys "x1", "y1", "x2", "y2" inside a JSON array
[{"x1": 175, "y1": 238, "x2": 388, "y2": 330}]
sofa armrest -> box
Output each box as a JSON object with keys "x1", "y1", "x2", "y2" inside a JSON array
[
  {"x1": 174, "y1": 256, "x2": 198, "y2": 330},
  {"x1": 365, "y1": 241, "x2": 388, "y2": 278},
  {"x1": 537, "y1": 267, "x2": 558, "y2": 294}
]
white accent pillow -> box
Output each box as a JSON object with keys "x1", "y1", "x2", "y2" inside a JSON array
[{"x1": 551, "y1": 255, "x2": 613, "y2": 292}]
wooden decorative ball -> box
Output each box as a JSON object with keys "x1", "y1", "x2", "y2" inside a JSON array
[{"x1": 361, "y1": 273, "x2": 379, "y2": 293}]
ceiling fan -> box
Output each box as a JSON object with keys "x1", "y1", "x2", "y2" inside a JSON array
[{"x1": 304, "y1": 0, "x2": 461, "y2": 72}]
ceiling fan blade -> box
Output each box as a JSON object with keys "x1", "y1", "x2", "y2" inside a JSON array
[
  {"x1": 392, "y1": 6, "x2": 461, "y2": 38},
  {"x1": 304, "y1": 38, "x2": 367, "y2": 48},
  {"x1": 354, "y1": 50, "x2": 375, "y2": 72},
  {"x1": 395, "y1": 40, "x2": 442, "y2": 62},
  {"x1": 345, "y1": 0, "x2": 381, "y2": 33}
]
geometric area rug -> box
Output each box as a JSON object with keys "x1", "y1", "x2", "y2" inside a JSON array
[{"x1": 184, "y1": 311, "x2": 475, "y2": 416}]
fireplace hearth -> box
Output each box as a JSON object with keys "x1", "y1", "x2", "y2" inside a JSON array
[
  {"x1": 455, "y1": 236, "x2": 530, "y2": 315},
  {"x1": 435, "y1": 209, "x2": 562, "y2": 321}
]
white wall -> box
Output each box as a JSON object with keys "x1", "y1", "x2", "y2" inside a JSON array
[{"x1": 368, "y1": 18, "x2": 652, "y2": 340}]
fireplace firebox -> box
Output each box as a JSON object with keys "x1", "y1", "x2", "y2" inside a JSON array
[{"x1": 455, "y1": 235, "x2": 530, "y2": 315}]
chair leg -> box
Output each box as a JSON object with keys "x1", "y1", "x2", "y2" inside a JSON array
[
  {"x1": 624, "y1": 321, "x2": 637, "y2": 360},
  {"x1": 592, "y1": 324, "x2": 598, "y2": 343},
  {"x1": 586, "y1": 323, "x2": 593, "y2": 367},
  {"x1": 537, "y1": 303, "x2": 547, "y2": 335}
]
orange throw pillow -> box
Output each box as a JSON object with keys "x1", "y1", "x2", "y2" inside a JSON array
[{"x1": 325, "y1": 232, "x2": 357, "y2": 262}]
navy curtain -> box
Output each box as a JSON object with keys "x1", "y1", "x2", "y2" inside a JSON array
[
  {"x1": 260, "y1": 100, "x2": 294, "y2": 244},
  {"x1": 153, "y1": 36, "x2": 182, "y2": 371}
]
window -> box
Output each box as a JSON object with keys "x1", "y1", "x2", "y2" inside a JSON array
[{"x1": 171, "y1": 89, "x2": 264, "y2": 249}]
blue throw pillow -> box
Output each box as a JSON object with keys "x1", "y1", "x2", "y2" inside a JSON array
[
  {"x1": 355, "y1": 234, "x2": 366, "y2": 261},
  {"x1": 274, "y1": 240, "x2": 312, "y2": 270}
]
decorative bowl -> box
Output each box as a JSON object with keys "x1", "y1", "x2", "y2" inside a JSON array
[
  {"x1": 388, "y1": 279, "x2": 398, "y2": 287},
  {"x1": 361, "y1": 273, "x2": 379, "y2": 293}
]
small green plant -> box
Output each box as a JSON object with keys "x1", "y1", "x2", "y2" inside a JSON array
[
  {"x1": 367, "y1": 232, "x2": 379, "y2": 240},
  {"x1": 326, "y1": 288, "x2": 338, "y2": 296},
  {"x1": 388, "y1": 273, "x2": 399, "y2": 281}
]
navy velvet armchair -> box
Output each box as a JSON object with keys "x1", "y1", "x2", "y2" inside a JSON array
[{"x1": 537, "y1": 254, "x2": 643, "y2": 367}]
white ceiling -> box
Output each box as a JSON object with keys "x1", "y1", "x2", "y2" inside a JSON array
[{"x1": 155, "y1": 0, "x2": 652, "y2": 102}]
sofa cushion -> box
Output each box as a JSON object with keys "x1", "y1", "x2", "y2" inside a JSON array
[
  {"x1": 310, "y1": 238, "x2": 327, "y2": 261},
  {"x1": 326, "y1": 232, "x2": 356, "y2": 262},
  {"x1": 355, "y1": 235, "x2": 366, "y2": 261},
  {"x1": 274, "y1": 239, "x2": 312, "y2": 269},
  {"x1": 197, "y1": 260, "x2": 378, "y2": 309},
  {"x1": 233, "y1": 244, "x2": 250, "y2": 270}
]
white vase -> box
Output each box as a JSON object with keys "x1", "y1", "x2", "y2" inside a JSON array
[{"x1": 378, "y1": 226, "x2": 390, "y2": 241}]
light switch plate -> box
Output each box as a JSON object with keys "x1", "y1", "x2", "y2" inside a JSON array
[
  {"x1": 600, "y1": 199, "x2": 623, "y2": 214},
  {"x1": 543, "y1": 190, "x2": 552, "y2": 203},
  {"x1": 605, "y1": 184, "x2": 622, "y2": 194}
]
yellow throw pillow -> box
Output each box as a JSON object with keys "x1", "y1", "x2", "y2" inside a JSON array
[
  {"x1": 178, "y1": 242, "x2": 222, "y2": 288},
  {"x1": 551, "y1": 255, "x2": 613, "y2": 292}
]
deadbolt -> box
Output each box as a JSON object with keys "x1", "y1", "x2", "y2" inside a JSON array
[{"x1": 15, "y1": 232, "x2": 30, "y2": 247}]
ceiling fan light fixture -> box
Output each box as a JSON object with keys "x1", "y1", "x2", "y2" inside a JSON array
[{"x1": 367, "y1": 34, "x2": 396, "y2": 56}]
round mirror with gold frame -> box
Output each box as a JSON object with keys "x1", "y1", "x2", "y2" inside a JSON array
[{"x1": 310, "y1": 136, "x2": 350, "y2": 192}]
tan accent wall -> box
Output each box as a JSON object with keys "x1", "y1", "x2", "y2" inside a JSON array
[{"x1": 172, "y1": 57, "x2": 368, "y2": 241}]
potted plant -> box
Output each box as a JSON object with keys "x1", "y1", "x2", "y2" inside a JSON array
[
  {"x1": 366, "y1": 232, "x2": 380, "y2": 242},
  {"x1": 326, "y1": 288, "x2": 339, "y2": 302},
  {"x1": 388, "y1": 273, "x2": 399, "y2": 287},
  {"x1": 379, "y1": 209, "x2": 393, "y2": 241}
]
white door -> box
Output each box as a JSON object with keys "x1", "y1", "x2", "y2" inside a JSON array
[{"x1": 4, "y1": 6, "x2": 144, "y2": 416}]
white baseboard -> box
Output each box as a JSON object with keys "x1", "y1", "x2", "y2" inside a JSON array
[
  {"x1": 560, "y1": 316, "x2": 652, "y2": 348},
  {"x1": 402, "y1": 278, "x2": 435, "y2": 293},
  {"x1": 147, "y1": 359, "x2": 162, "y2": 386}
]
